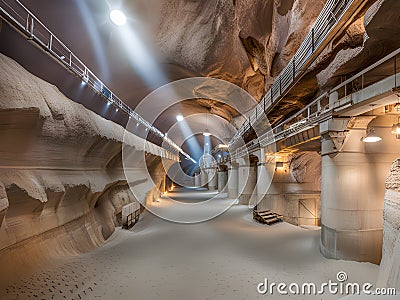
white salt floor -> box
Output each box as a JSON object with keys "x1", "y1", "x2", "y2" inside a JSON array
[{"x1": 1, "y1": 188, "x2": 386, "y2": 299}]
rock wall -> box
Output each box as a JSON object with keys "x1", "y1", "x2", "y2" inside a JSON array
[
  {"x1": 378, "y1": 158, "x2": 400, "y2": 289},
  {"x1": 157, "y1": 0, "x2": 399, "y2": 123},
  {"x1": 158, "y1": 0, "x2": 327, "y2": 102},
  {"x1": 0, "y1": 53, "x2": 171, "y2": 286}
]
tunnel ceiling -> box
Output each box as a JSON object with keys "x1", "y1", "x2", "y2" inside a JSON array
[{"x1": 1, "y1": 0, "x2": 329, "y2": 137}]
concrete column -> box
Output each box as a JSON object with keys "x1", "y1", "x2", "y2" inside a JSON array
[
  {"x1": 217, "y1": 168, "x2": 228, "y2": 192},
  {"x1": 207, "y1": 167, "x2": 218, "y2": 191},
  {"x1": 228, "y1": 163, "x2": 239, "y2": 199},
  {"x1": 200, "y1": 170, "x2": 208, "y2": 188},
  {"x1": 194, "y1": 173, "x2": 201, "y2": 187},
  {"x1": 320, "y1": 116, "x2": 399, "y2": 264},
  {"x1": 256, "y1": 161, "x2": 274, "y2": 206},
  {"x1": 238, "y1": 158, "x2": 258, "y2": 205}
]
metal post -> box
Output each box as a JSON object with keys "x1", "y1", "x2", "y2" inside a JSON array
[
  {"x1": 49, "y1": 34, "x2": 52, "y2": 50},
  {"x1": 361, "y1": 74, "x2": 364, "y2": 89},
  {"x1": 30, "y1": 17, "x2": 34, "y2": 36},
  {"x1": 25, "y1": 14, "x2": 30, "y2": 31}
]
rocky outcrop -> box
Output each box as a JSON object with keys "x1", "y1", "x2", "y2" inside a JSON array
[
  {"x1": 378, "y1": 158, "x2": 400, "y2": 289},
  {"x1": 157, "y1": 0, "x2": 398, "y2": 124},
  {"x1": 157, "y1": 0, "x2": 327, "y2": 104},
  {"x1": 0, "y1": 53, "x2": 173, "y2": 285}
]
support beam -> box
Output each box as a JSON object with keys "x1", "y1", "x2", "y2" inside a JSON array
[
  {"x1": 238, "y1": 157, "x2": 258, "y2": 205},
  {"x1": 217, "y1": 165, "x2": 228, "y2": 192},
  {"x1": 228, "y1": 163, "x2": 239, "y2": 199}
]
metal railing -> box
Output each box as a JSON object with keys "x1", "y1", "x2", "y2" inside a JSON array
[
  {"x1": 230, "y1": 47, "x2": 400, "y2": 159},
  {"x1": 0, "y1": 0, "x2": 195, "y2": 162},
  {"x1": 230, "y1": 0, "x2": 363, "y2": 146}
]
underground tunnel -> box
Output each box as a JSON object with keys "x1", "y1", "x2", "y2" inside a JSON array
[{"x1": 0, "y1": 0, "x2": 400, "y2": 299}]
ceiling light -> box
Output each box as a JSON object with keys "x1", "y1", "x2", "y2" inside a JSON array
[
  {"x1": 203, "y1": 129, "x2": 211, "y2": 136},
  {"x1": 218, "y1": 144, "x2": 228, "y2": 149},
  {"x1": 176, "y1": 115, "x2": 184, "y2": 122},
  {"x1": 392, "y1": 123, "x2": 400, "y2": 135},
  {"x1": 110, "y1": 10, "x2": 127, "y2": 26},
  {"x1": 392, "y1": 116, "x2": 400, "y2": 140},
  {"x1": 362, "y1": 128, "x2": 382, "y2": 143}
]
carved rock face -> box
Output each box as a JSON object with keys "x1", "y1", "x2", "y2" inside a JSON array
[
  {"x1": 378, "y1": 158, "x2": 400, "y2": 289},
  {"x1": 156, "y1": 0, "x2": 327, "y2": 119}
]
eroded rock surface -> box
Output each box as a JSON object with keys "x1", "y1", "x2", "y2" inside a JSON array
[
  {"x1": 157, "y1": 0, "x2": 327, "y2": 113},
  {"x1": 0, "y1": 53, "x2": 172, "y2": 286},
  {"x1": 378, "y1": 158, "x2": 400, "y2": 289}
]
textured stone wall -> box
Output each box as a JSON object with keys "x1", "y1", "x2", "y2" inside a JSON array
[
  {"x1": 157, "y1": 0, "x2": 326, "y2": 107},
  {"x1": 378, "y1": 158, "x2": 400, "y2": 289},
  {"x1": 0, "y1": 53, "x2": 170, "y2": 285}
]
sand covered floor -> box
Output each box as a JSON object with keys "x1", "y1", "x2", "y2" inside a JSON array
[{"x1": 1, "y1": 188, "x2": 382, "y2": 300}]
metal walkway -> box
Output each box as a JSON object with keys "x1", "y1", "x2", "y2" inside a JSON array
[
  {"x1": 0, "y1": 0, "x2": 195, "y2": 162},
  {"x1": 230, "y1": 0, "x2": 370, "y2": 147},
  {"x1": 228, "y1": 47, "x2": 400, "y2": 160}
]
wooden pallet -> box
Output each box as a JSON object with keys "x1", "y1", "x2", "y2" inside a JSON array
[{"x1": 253, "y1": 209, "x2": 283, "y2": 225}]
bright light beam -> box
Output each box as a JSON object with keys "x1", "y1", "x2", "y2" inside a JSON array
[
  {"x1": 176, "y1": 119, "x2": 202, "y2": 162},
  {"x1": 75, "y1": 0, "x2": 110, "y2": 82},
  {"x1": 118, "y1": 25, "x2": 168, "y2": 90}
]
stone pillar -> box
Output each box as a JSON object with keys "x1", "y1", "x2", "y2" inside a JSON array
[
  {"x1": 194, "y1": 172, "x2": 201, "y2": 187},
  {"x1": 238, "y1": 157, "x2": 258, "y2": 205},
  {"x1": 320, "y1": 117, "x2": 398, "y2": 264},
  {"x1": 256, "y1": 161, "x2": 274, "y2": 207},
  {"x1": 207, "y1": 167, "x2": 218, "y2": 191},
  {"x1": 218, "y1": 166, "x2": 228, "y2": 192},
  {"x1": 200, "y1": 170, "x2": 208, "y2": 188},
  {"x1": 228, "y1": 163, "x2": 239, "y2": 199}
]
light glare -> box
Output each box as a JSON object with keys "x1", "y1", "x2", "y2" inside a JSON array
[
  {"x1": 110, "y1": 10, "x2": 127, "y2": 26},
  {"x1": 176, "y1": 115, "x2": 184, "y2": 122}
]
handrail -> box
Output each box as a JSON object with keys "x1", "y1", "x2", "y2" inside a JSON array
[
  {"x1": 0, "y1": 0, "x2": 196, "y2": 162},
  {"x1": 331, "y1": 48, "x2": 400, "y2": 93},
  {"x1": 230, "y1": 47, "x2": 400, "y2": 159},
  {"x1": 230, "y1": 0, "x2": 364, "y2": 146}
]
